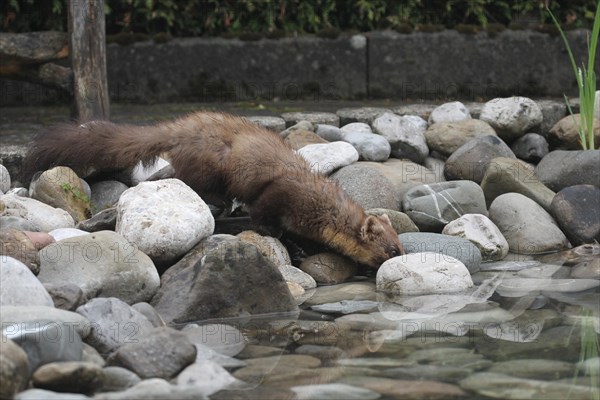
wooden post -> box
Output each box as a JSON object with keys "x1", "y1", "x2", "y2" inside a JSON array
[{"x1": 68, "y1": 0, "x2": 109, "y2": 121}]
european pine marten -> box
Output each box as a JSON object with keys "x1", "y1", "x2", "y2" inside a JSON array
[{"x1": 24, "y1": 112, "x2": 403, "y2": 267}]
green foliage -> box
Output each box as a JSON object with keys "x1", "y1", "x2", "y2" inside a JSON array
[
  {"x1": 1, "y1": 0, "x2": 597, "y2": 36},
  {"x1": 61, "y1": 183, "x2": 90, "y2": 205}
]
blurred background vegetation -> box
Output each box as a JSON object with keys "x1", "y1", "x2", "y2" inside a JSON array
[{"x1": 2, "y1": 0, "x2": 597, "y2": 38}]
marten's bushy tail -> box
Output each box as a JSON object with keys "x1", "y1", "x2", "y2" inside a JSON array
[{"x1": 23, "y1": 121, "x2": 173, "y2": 182}]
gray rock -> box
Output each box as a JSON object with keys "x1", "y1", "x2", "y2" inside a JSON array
[
  {"x1": 151, "y1": 240, "x2": 298, "y2": 324},
  {"x1": 398, "y1": 232, "x2": 482, "y2": 273},
  {"x1": 536, "y1": 99, "x2": 567, "y2": 136},
  {"x1": 336, "y1": 107, "x2": 391, "y2": 125},
  {"x1": 94, "y1": 378, "x2": 208, "y2": 400},
  {"x1": 107, "y1": 327, "x2": 196, "y2": 379},
  {"x1": 32, "y1": 361, "x2": 103, "y2": 394},
  {"x1": 77, "y1": 207, "x2": 117, "y2": 232},
  {"x1": 281, "y1": 112, "x2": 340, "y2": 127},
  {"x1": 340, "y1": 122, "x2": 373, "y2": 134},
  {"x1": 279, "y1": 265, "x2": 318, "y2": 290},
  {"x1": 15, "y1": 389, "x2": 91, "y2": 400},
  {"x1": 285, "y1": 129, "x2": 328, "y2": 150},
  {"x1": 428, "y1": 101, "x2": 471, "y2": 124},
  {"x1": 479, "y1": 97, "x2": 543, "y2": 141},
  {"x1": 76, "y1": 297, "x2": 155, "y2": 356},
  {"x1": 315, "y1": 124, "x2": 344, "y2": 141},
  {"x1": 535, "y1": 150, "x2": 600, "y2": 191},
  {"x1": 392, "y1": 104, "x2": 437, "y2": 120},
  {"x1": 303, "y1": 282, "x2": 376, "y2": 306},
  {"x1": 510, "y1": 133, "x2": 549, "y2": 163},
  {"x1": 300, "y1": 253, "x2": 357, "y2": 285},
  {"x1": 377, "y1": 252, "x2": 473, "y2": 294},
  {"x1": 245, "y1": 116, "x2": 286, "y2": 132},
  {"x1": 37, "y1": 231, "x2": 160, "y2": 304},
  {"x1": 570, "y1": 258, "x2": 600, "y2": 279},
  {"x1": 237, "y1": 230, "x2": 292, "y2": 268},
  {"x1": 280, "y1": 120, "x2": 315, "y2": 138},
  {"x1": 131, "y1": 302, "x2": 165, "y2": 328},
  {"x1": 0, "y1": 256, "x2": 53, "y2": 306},
  {"x1": 291, "y1": 383, "x2": 380, "y2": 400},
  {"x1": 331, "y1": 163, "x2": 399, "y2": 210},
  {"x1": 480, "y1": 157, "x2": 555, "y2": 211},
  {"x1": 489, "y1": 193, "x2": 571, "y2": 254},
  {"x1": 297, "y1": 141, "x2": 359, "y2": 175},
  {"x1": 0, "y1": 216, "x2": 40, "y2": 232},
  {"x1": 5, "y1": 187, "x2": 29, "y2": 197},
  {"x1": 99, "y1": 366, "x2": 141, "y2": 393},
  {"x1": 425, "y1": 119, "x2": 497, "y2": 157},
  {"x1": 181, "y1": 323, "x2": 246, "y2": 357},
  {"x1": 442, "y1": 214, "x2": 509, "y2": 261},
  {"x1": 366, "y1": 208, "x2": 418, "y2": 234},
  {"x1": 402, "y1": 181, "x2": 487, "y2": 232},
  {"x1": 116, "y1": 179, "x2": 215, "y2": 265},
  {"x1": 550, "y1": 185, "x2": 600, "y2": 245},
  {"x1": 341, "y1": 131, "x2": 391, "y2": 161},
  {"x1": 372, "y1": 112, "x2": 429, "y2": 162},
  {"x1": 1, "y1": 305, "x2": 91, "y2": 339},
  {"x1": 176, "y1": 361, "x2": 243, "y2": 396},
  {"x1": 81, "y1": 343, "x2": 105, "y2": 367},
  {"x1": 0, "y1": 163, "x2": 10, "y2": 193},
  {"x1": 0, "y1": 338, "x2": 30, "y2": 399},
  {"x1": 444, "y1": 135, "x2": 516, "y2": 183},
  {"x1": 90, "y1": 180, "x2": 128, "y2": 212},
  {"x1": 488, "y1": 359, "x2": 575, "y2": 380},
  {"x1": 1, "y1": 194, "x2": 75, "y2": 231}
]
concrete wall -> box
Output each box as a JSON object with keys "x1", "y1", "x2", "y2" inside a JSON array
[{"x1": 0, "y1": 29, "x2": 589, "y2": 106}]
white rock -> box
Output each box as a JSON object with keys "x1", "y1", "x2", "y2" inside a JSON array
[
  {"x1": 340, "y1": 122, "x2": 373, "y2": 134},
  {"x1": 0, "y1": 257, "x2": 54, "y2": 307},
  {"x1": 341, "y1": 131, "x2": 391, "y2": 161},
  {"x1": 480, "y1": 97, "x2": 543, "y2": 140},
  {"x1": 297, "y1": 142, "x2": 359, "y2": 175},
  {"x1": 279, "y1": 265, "x2": 317, "y2": 290},
  {"x1": 176, "y1": 361, "x2": 242, "y2": 396},
  {"x1": 315, "y1": 124, "x2": 344, "y2": 141},
  {"x1": 116, "y1": 179, "x2": 215, "y2": 264},
  {"x1": 292, "y1": 383, "x2": 380, "y2": 400},
  {"x1": 130, "y1": 157, "x2": 171, "y2": 185},
  {"x1": 372, "y1": 112, "x2": 429, "y2": 162},
  {"x1": 428, "y1": 101, "x2": 471, "y2": 124},
  {"x1": 1, "y1": 194, "x2": 75, "y2": 231},
  {"x1": 0, "y1": 164, "x2": 10, "y2": 193},
  {"x1": 1, "y1": 306, "x2": 90, "y2": 339},
  {"x1": 442, "y1": 214, "x2": 509, "y2": 261},
  {"x1": 376, "y1": 252, "x2": 473, "y2": 294},
  {"x1": 48, "y1": 228, "x2": 89, "y2": 242},
  {"x1": 404, "y1": 115, "x2": 429, "y2": 132}
]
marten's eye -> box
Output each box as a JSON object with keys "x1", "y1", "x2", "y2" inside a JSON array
[{"x1": 389, "y1": 248, "x2": 400, "y2": 258}]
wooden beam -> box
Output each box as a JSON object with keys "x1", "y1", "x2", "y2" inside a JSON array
[{"x1": 68, "y1": 0, "x2": 109, "y2": 121}]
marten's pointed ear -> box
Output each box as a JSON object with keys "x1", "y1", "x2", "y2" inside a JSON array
[
  {"x1": 361, "y1": 215, "x2": 384, "y2": 239},
  {"x1": 379, "y1": 214, "x2": 391, "y2": 225}
]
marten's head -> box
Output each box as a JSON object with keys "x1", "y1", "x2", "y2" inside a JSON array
[{"x1": 354, "y1": 214, "x2": 404, "y2": 268}]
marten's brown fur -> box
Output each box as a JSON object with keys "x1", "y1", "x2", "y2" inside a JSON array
[{"x1": 24, "y1": 112, "x2": 403, "y2": 267}]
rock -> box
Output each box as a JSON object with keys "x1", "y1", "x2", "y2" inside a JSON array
[
  {"x1": 0, "y1": 216, "x2": 40, "y2": 232},
  {"x1": 245, "y1": 116, "x2": 286, "y2": 132},
  {"x1": 372, "y1": 112, "x2": 429, "y2": 163},
  {"x1": 341, "y1": 131, "x2": 391, "y2": 162},
  {"x1": 281, "y1": 112, "x2": 340, "y2": 127},
  {"x1": 570, "y1": 258, "x2": 600, "y2": 279},
  {"x1": 480, "y1": 157, "x2": 555, "y2": 211},
  {"x1": 99, "y1": 366, "x2": 141, "y2": 393},
  {"x1": 479, "y1": 97, "x2": 543, "y2": 141},
  {"x1": 402, "y1": 181, "x2": 487, "y2": 232},
  {"x1": 76, "y1": 297, "x2": 155, "y2": 356},
  {"x1": 442, "y1": 214, "x2": 509, "y2": 261},
  {"x1": 460, "y1": 372, "x2": 596, "y2": 400},
  {"x1": 77, "y1": 207, "x2": 117, "y2": 232},
  {"x1": 90, "y1": 180, "x2": 129, "y2": 211},
  {"x1": 32, "y1": 361, "x2": 103, "y2": 394},
  {"x1": 131, "y1": 302, "x2": 164, "y2": 328},
  {"x1": 297, "y1": 141, "x2": 359, "y2": 175},
  {"x1": 0, "y1": 230, "x2": 41, "y2": 273},
  {"x1": 291, "y1": 383, "x2": 380, "y2": 400},
  {"x1": 107, "y1": 327, "x2": 196, "y2": 379},
  {"x1": 366, "y1": 208, "x2": 418, "y2": 234},
  {"x1": 5, "y1": 187, "x2": 29, "y2": 197},
  {"x1": 547, "y1": 114, "x2": 600, "y2": 149},
  {"x1": 37, "y1": 231, "x2": 160, "y2": 304},
  {"x1": 1, "y1": 305, "x2": 91, "y2": 339},
  {"x1": 0, "y1": 164, "x2": 10, "y2": 193},
  {"x1": 536, "y1": 99, "x2": 568, "y2": 135},
  {"x1": 550, "y1": 185, "x2": 600, "y2": 245},
  {"x1": 284, "y1": 129, "x2": 328, "y2": 150},
  {"x1": 116, "y1": 179, "x2": 215, "y2": 265},
  {"x1": 0, "y1": 338, "x2": 30, "y2": 399},
  {"x1": 489, "y1": 193, "x2": 570, "y2": 254},
  {"x1": 315, "y1": 124, "x2": 344, "y2": 141},
  {"x1": 392, "y1": 104, "x2": 437, "y2": 120},
  {"x1": 510, "y1": 133, "x2": 549, "y2": 163},
  {"x1": 428, "y1": 101, "x2": 471, "y2": 124},
  {"x1": 130, "y1": 157, "x2": 170, "y2": 185},
  {"x1": 336, "y1": 107, "x2": 391, "y2": 125},
  {"x1": 48, "y1": 228, "x2": 89, "y2": 242},
  {"x1": 444, "y1": 135, "x2": 516, "y2": 183},
  {"x1": 280, "y1": 121, "x2": 315, "y2": 138},
  {"x1": 425, "y1": 119, "x2": 497, "y2": 156},
  {"x1": 579, "y1": 357, "x2": 600, "y2": 376},
  {"x1": 331, "y1": 163, "x2": 398, "y2": 210},
  {"x1": 488, "y1": 359, "x2": 575, "y2": 380},
  {"x1": 176, "y1": 361, "x2": 242, "y2": 396},
  {"x1": 376, "y1": 252, "x2": 473, "y2": 294},
  {"x1": 15, "y1": 389, "x2": 91, "y2": 400},
  {"x1": 237, "y1": 231, "x2": 291, "y2": 267},
  {"x1": 1, "y1": 256, "x2": 53, "y2": 306},
  {"x1": 181, "y1": 323, "x2": 246, "y2": 357},
  {"x1": 398, "y1": 232, "x2": 482, "y2": 273},
  {"x1": 340, "y1": 122, "x2": 373, "y2": 134},
  {"x1": 94, "y1": 378, "x2": 208, "y2": 400},
  {"x1": 43, "y1": 283, "x2": 86, "y2": 311},
  {"x1": 299, "y1": 253, "x2": 357, "y2": 285},
  {"x1": 347, "y1": 377, "x2": 466, "y2": 399},
  {"x1": 535, "y1": 150, "x2": 600, "y2": 191},
  {"x1": 29, "y1": 167, "x2": 91, "y2": 222},
  {"x1": 279, "y1": 265, "x2": 317, "y2": 290},
  {"x1": 151, "y1": 240, "x2": 297, "y2": 324},
  {"x1": 1, "y1": 194, "x2": 75, "y2": 231},
  {"x1": 302, "y1": 281, "x2": 376, "y2": 306}
]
